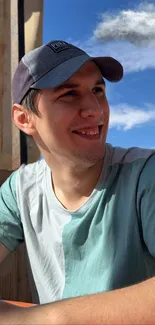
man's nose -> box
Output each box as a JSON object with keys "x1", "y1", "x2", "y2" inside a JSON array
[{"x1": 79, "y1": 91, "x2": 102, "y2": 119}]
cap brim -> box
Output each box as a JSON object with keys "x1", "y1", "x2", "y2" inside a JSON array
[
  {"x1": 31, "y1": 54, "x2": 123, "y2": 90},
  {"x1": 93, "y1": 56, "x2": 123, "y2": 82}
]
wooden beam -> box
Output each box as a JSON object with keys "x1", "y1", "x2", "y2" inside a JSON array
[
  {"x1": 24, "y1": 0, "x2": 43, "y2": 163},
  {"x1": 0, "y1": 0, "x2": 20, "y2": 171},
  {"x1": 0, "y1": 0, "x2": 43, "y2": 303}
]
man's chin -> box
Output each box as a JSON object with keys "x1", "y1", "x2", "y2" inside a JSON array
[{"x1": 72, "y1": 151, "x2": 105, "y2": 166}]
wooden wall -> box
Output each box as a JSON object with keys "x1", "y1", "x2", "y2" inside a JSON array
[
  {"x1": 0, "y1": 0, "x2": 43, "y2": 303},
  {"x1": 0, "y1": 244, "x2": 32, "y2": 302}
]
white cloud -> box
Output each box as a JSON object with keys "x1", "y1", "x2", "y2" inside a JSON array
[
  {"x1": 94, "y1": 3, "x2": 155, "y2": 46},
  {"x1": 69, "y1": 2, "x2": 155, "y2": 73},
  {"x1": 109, "y1": 103, "x2": 155, "y2": 130}
]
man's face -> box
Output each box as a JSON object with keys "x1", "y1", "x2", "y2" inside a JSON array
[{"x1": 33, "y1": 61, "x2": 110, "y2": 166}]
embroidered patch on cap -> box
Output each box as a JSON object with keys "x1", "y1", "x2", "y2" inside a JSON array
[{"x1": 47, "y1": 41, "x2": 72, "y2": 53}]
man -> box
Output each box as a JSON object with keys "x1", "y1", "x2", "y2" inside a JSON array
[{"x1": 0, "y1": 40, "x2": 155, "y2": 324}]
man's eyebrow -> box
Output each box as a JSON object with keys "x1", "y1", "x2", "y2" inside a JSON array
[
  {"x1": 54, "y1": 77, "x2": 105, "y2": 92},
  {"x1": 96, "y1": 78, "x2": 105, "y2": 86},
  {"x1": 54, "y1": 83, "x2": 79, "y2": 92}
]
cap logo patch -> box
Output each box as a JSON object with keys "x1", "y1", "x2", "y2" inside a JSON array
[{"x1": 47, "y1": 41, "x2": 72, "y2": 53}]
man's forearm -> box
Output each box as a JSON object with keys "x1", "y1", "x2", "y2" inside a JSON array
[
  {"x1": 1, "y1": 277, "x2": 155, "y2": 324},
  {"x1": 51, "y1": 277, "x2": 155, "y2": 325},
  {"x1": 0, "y1": 301, "x2": 25, "y2": 324}
]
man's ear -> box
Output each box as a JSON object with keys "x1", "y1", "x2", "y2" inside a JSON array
[{"x1": 12, "y1": 104, "x2": 37, "y2": 136}]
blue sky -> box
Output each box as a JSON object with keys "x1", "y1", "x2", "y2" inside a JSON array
[{"x1": 43, "y1": 0, "x2": 155, "y2": 149}]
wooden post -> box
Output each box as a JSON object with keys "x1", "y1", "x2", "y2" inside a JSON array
[
  {"x1": 0, "y1": 0, "x2": 20, "y2": 172},
  {"x1": 0, "y1": 0, "x2": 43, "y2": 173},
  {"x1": 24, "y1": 0, "x2": 43, "y2": 163},
  {"x1": 0, "y1": 0, "x2": 43, "y2": 303}
]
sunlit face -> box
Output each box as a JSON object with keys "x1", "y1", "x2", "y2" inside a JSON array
[{"x1": 33, "y1": 61, "x2": 110, "y2": 166}]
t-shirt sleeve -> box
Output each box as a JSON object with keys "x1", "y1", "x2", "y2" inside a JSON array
[
  {"x1": 0, "y1": 171, "x2": 24, "y2": 252},
  {"x1": 137, "y1": 152, "x2": 155, "y2": 257}
]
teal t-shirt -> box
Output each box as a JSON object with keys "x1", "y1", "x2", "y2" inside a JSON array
[{"x1": 0, "y1": 144, "x2": 155, "y2": 304}]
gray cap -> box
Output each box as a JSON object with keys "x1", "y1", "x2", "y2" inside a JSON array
[{"x1": 12, "y1": 40, "x2": 123, "y2": 104}]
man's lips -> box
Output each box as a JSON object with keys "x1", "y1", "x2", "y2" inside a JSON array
[
  {"x1": 72, "y1": 125, "x2": 103, "y2": 135},
  {"x1": 72, "y1": 125, "x2": 103, "y2": 139}
]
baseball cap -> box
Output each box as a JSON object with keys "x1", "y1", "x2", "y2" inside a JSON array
[{"x1": 12, "y1": 40, "x2": 123, "y2": 104}]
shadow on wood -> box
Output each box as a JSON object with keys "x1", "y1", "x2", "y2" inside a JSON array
[
  {"x1": 0, "y1": 243, "x2": 32, "y2": 302},
  {"x1": 0, "y1": 0, "x2": 43, "y2": 304},
  {"x1": 0, "y1": 170, "x2": 13, "y2": 185},
  {"x1": 0, "y1": 171, "x2": 32, "y2": 302}
]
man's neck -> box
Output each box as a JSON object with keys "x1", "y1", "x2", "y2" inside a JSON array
[{"x1": 51, "y1": 159, "x2": 104, "y2": 211}]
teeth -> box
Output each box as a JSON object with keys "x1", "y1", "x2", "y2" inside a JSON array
[
  {"x1": 77, "y1": 127, "x2": 100, "y2": 135},
  {"x1": 80, "y1": 130, "x2": 99, "y2": 135}
]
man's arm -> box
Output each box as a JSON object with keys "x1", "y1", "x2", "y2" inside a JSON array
[{"x1": 0, "y1": 277, "x2": 155, "y2": 324}]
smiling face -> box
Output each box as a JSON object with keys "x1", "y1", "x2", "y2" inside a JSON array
[
  {"x1": 33, "y1": 61, "x2": 110, "y2": 166},
  {"x1": 14, "y1": 61, "x2": 110, "y2": 167}
]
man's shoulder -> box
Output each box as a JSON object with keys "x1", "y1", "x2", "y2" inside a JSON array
[
  {"x1": 16, "y1": 158, "x2": 47, "y2": 188},
  {"x1": 105, "y1": 144, "x2": 155, "y2": 188},
  {"x1": 106, "y1": 143, "x2": 155, "y2": 167},
  {"x1": 18, "y1": 158, "x2": 46, "y2": 175},
  {"x1": 0, "y1": 159, "x2": 47, "y2": 201}
]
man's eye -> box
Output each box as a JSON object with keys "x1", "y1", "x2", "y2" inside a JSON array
[
  {"x1": 93, "y1": 87, "x2": 105, "y2": 94},
  {"x1": 62, "y1": 90, "x2": 76, "y2": 97}
]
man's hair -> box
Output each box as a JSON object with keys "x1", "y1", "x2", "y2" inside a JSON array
[{"x1": 20, "y1": 89, "x2": 40, "y2": 117}]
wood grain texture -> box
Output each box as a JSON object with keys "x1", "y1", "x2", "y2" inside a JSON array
[
  {"x1": 0, "y1": 0, "x2": 43, "y2": 303},
  {"x1": 0, "y1": 0, "x2": 20, "y2": 171},
  {"x1": 0, "y1": 244, "x2": 32, "y2": 302},
  {"x1": 24, "y1": 0, "x2": 43, "y2": 163}
]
